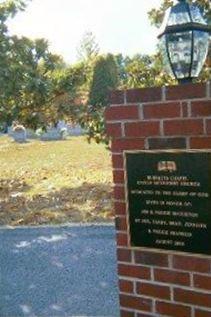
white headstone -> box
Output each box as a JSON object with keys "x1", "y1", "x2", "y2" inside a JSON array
[{"x1": 12, "y1": 125, "x2": 27, "y2": 143}]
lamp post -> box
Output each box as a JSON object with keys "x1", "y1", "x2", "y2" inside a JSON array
[{"x1": 158, "y1": 0, "x2": 211, "y2": 84}]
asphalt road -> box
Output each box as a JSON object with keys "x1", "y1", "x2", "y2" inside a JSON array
[{"x1": 0, "y1": 224, "x2": 120, "y2": 317}]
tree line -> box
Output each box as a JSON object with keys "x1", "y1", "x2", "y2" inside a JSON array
[{"x1": 0, "y1": 0, "x2": 210, "y2": 144}]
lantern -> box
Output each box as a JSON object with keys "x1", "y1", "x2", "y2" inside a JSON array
[{"x1": 158, "y1": 0, "x2": 211, "y2": 83}]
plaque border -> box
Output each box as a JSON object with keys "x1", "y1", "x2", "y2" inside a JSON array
[{"x1": 123, "y1": 149, "x2": 211, "y2": 258}]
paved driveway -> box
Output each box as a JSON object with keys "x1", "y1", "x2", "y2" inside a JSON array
[{"x1": 0, "y1": 224, "x2": 119, "y2": 317}]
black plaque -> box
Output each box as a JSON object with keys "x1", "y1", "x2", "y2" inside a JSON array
[{"x1": 125, "y1": 150, "x2": 211, "y2": 256}]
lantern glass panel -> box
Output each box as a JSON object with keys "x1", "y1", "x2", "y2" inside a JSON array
[
  {"x1": 189, "y1": 5, "x2": 207, "y2": 24},
  {"x1": 167, "y1": 31, "x2": 192, "y2": 79},
  {"x1": 160, "y1": 36, "x2": 174, "y2": 77},
  {"x1": 168, "y1": 10, "x2": 190, "y2": 26},
  {"x1": 191, "y1": 31, "x2": 210, "y2": 77},
  {"x1": 167, "y1": 1, "x2": 193, "y2": 27}
]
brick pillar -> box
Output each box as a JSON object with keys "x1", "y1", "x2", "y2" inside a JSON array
[{"x1": 105, "y1": 82, "x2": 211, "y2": 317}]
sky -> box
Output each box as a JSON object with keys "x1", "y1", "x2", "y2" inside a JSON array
[{"x1": 8, "y1": 0, "x2": 162, "y2": 64}]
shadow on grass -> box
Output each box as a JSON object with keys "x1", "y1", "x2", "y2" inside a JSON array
[
  {"x1": 0, "y1": 178, "x2": 113, "y2": 226},
  {"x1": 0, "y1": 178, "x2": 32, "y2": 198}
]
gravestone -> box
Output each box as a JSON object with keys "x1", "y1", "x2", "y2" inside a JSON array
[{"x1": 12, "y1": 125, "x2": 27, "y2": 143}]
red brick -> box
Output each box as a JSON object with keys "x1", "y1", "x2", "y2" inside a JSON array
[
  {"x1": 125, "y1": 121, "x2": 160, "y2": 137},
  {"x1": 182, "y1": 101, "x2": 189, "y2": 117},
  {"x1": 174, "y1": 288, "x2": 211, "y2": 308},
  {"x1": 195, "y1": 309, "x2": 211, "y2": 317},
  {"x1": 116, "y1": 232, "x2": 128, "y2": 247},
  {"x1": 117, "y1": 248, "x2": 132, "y2": 262},
  {"x1": 109, "y1": 90, "x2": 125, "y2": 104},
  {"x1": 166, "y1": 83, "x2": 206, "y2": 100},
  {"x1": 156, "y1": 301, "x2": 191, "y2": 317},
  {"x1": 114, "y1": 202, "x2": 126, "y2": 216},
  {"x1": 164, "y1": 119, "x2": 203, "y2": 136},
  {"x1": 119, "y1": 279, "x2": 134, "y2": 293},
  {"x1": 120, "y1": 310, "x2": 135, "y2": 317},
  {"x1": 112, "y1": 154, "x2": 124, "y2": 169},
  {"x1": 206, "y1": 119, "x2": 211, "y2": 134},
  {"x1": 191, "y1": 101, "x2": 211, "y2": 117},
  {"x1": 194, "y1": 274, "x2": 211, "y2": 291},
  {"x1": 143, "y1": 102, "x2": 181, "y2": 119},
  {"x1": 113, "y1": 170, "x2": 125, "y2": 184},
  {"x1": 105, "y1": 105, "x2": 139, "y2": 121},
  {"x1": 134, "y1": 251, "x2": 169, "y2": 267},
  {"x1": 106, "y1": 123, "x2": 122, "y2": 137},
  {"x1": 154, "y1": 268, "x2": 190, "y2": 286},
  {"x1": 118, "y1": 264, "x2": 151, "y2": 280},
  {"x1": 136, "y1": 282, "x2": 170, "y2": 300},
  {"x1": 119, "y1": 294, "x2": 152, "y2": 312},
  {"x1": 173, "y1": 255, "x2": 210, "y2": 273},
  {"x1": 112, "y1": 139, "x2": 145, "y2": 152},
  {"x1": 126, "y1": 87, "x2": 162, "y2": 103},
  {"x1": 148, "y1": 137, "x2": 186, "y2": 149},
  {"x1": 190, "y1": 137, "x2": 211, "y2": 149},
  {"x1": 114, "y1": 186, "x2": 125, "y2": 200},
  {"x1": 115, "y1": 216, "x2": 127, "y2": 231}
]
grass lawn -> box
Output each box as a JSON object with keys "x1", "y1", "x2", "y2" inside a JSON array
[{"x1": 0, "y1": 135, "x2": 113, "y2": 226}]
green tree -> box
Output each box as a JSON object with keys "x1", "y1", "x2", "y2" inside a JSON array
[
  {"x1": 13, "y1": 40, "x2": 86, "y2": 129},
  {"x1": 76, "y1": 32, "x2": 101, "y2": 108},
  {"x1": 125, "y1": 54, "x2": 164, "y2": 88},
  {"x1": 0, "y1": 0, "x2": 86, "y2": 130},
  {"x1": 80, "y1": 54, "x2": 119, "y2": 144},
  {"x1": 114, "y1": 53, "x2": 174, "y2": 90},
  {"x1": 89, "y1": 54, "x2": 119, "y2": 107},
  {"x1": 114, "y1": 54, "x2": 129, "y2": 89},
  {"x1": 0, "y1": 35, "x2": 62, "y2": 129},
  {"x1": 0, "y1": 0, "x2": 29, "y2": 126},
  {"x1": 47, "y1": 62, "x2": 86, "y2": 126}
]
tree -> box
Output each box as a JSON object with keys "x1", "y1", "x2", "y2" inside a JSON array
[
  {"x1": 77, "y1": 31, "x2": 100, "y2": 61},
  {"x1": 46, "y1": 62, "x2": 86, "y2": 125},
  {"x1": 80, "y1": 54, "x2": 119, "y2": 144},
  {"x1": 0, "y1": 35, "x2": 62, "y2": 129},
  {"x1": 0, "y1": 0, "x2": 29, "y2": 126},
  {"x1": 113, "y1": 53, "x2": 175, "y2": 90},
  {"x1": 113, "y1": 54, "x2": 129, "y2": 89},
  {"x1": 11, "y1": 40, "x2": 86, "y2": 129},
  {"x1": 0, "y1": 0, "x2": 86, "y2": 130},
  {"x1": 89, "y1": 54, "x2": 119, "y2": 107},
  {"x1": 76, "y1": 32, "x2": 101, "y2": 109},
  {"x1": 125, "y1": 54, "x2": 170, "y2": 88}
]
